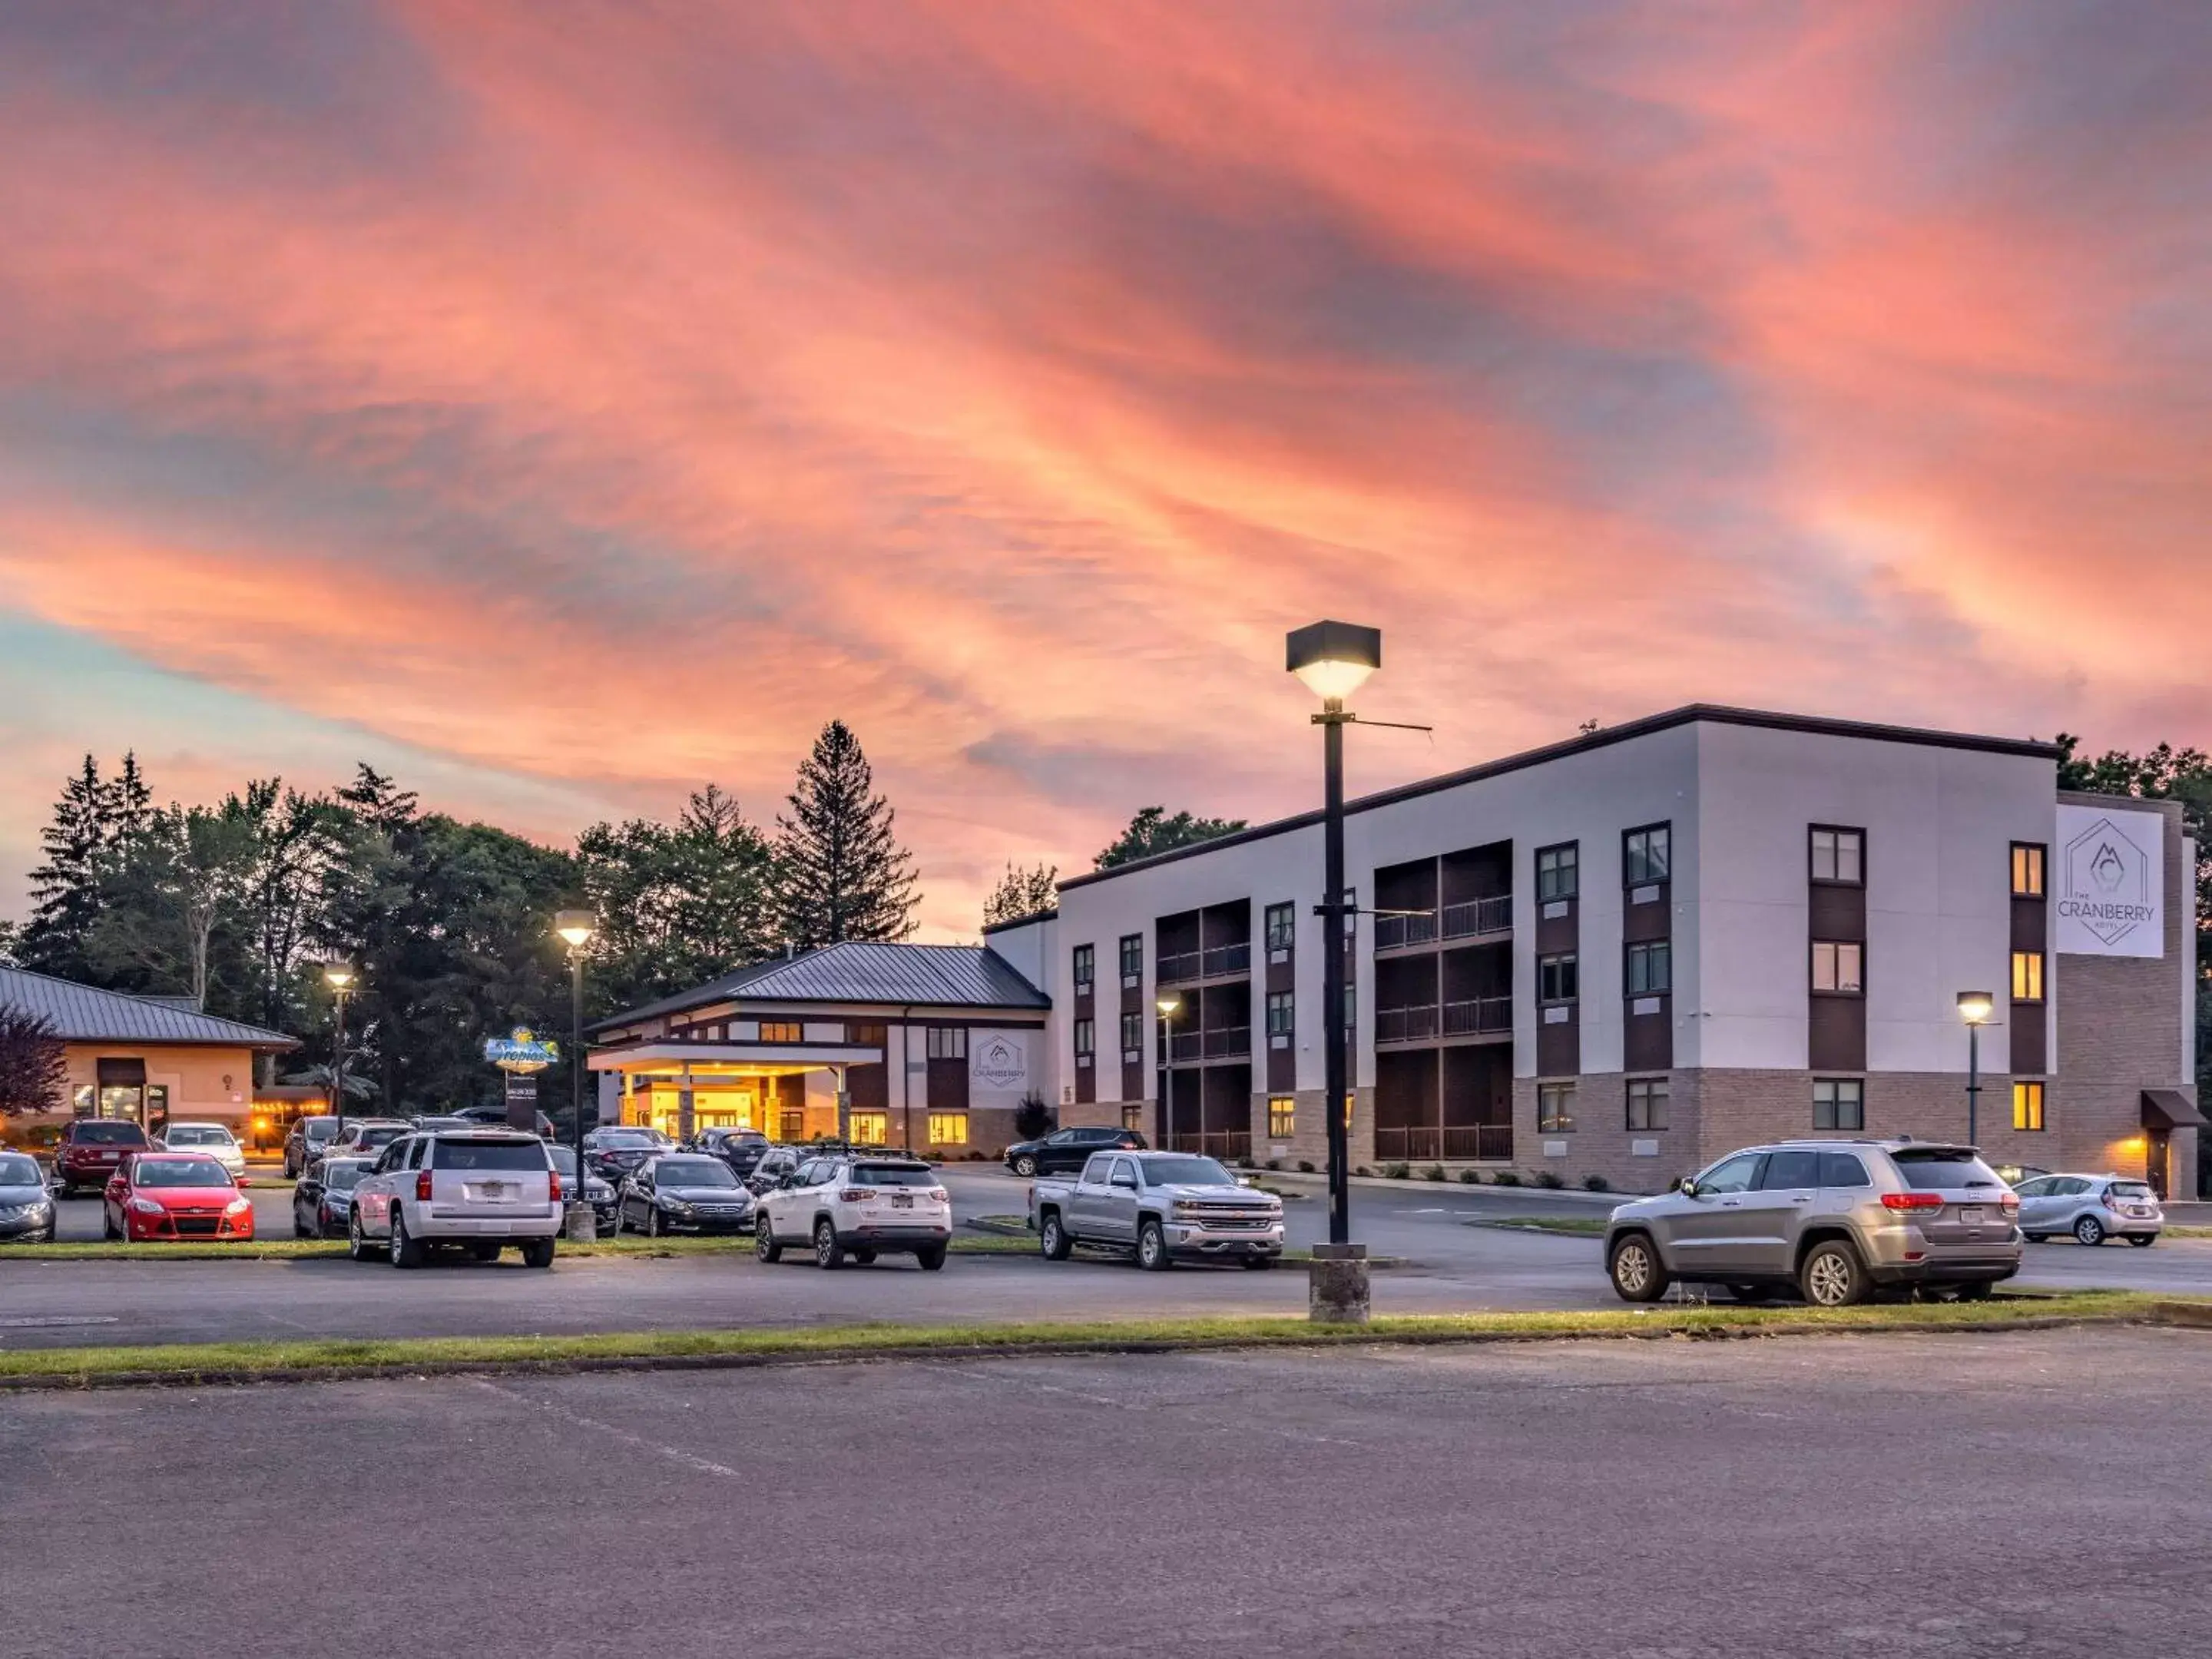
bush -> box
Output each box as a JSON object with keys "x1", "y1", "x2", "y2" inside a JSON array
[
  {"x1": 1297, "y1": 1161, "x2": 1316, "y2": 1174},
  {"x1": 1582, "y1": 1174, "x2": 1611, "y2": 1193},
  {"x1": 1422, "y1": 1164, "x2": 1446, "y2": 1182},
  {"x1": 1458, "y1": 1169, "x2": 1482, "y2": 1184},
  {"x1": 1492, "y1": 1170, "x2": 1522, "y2": 1187},
  {"x1": 1012, "y1": 1093, "x2": 1054, "y2": 1142},
  {"x1": 1381, "y1": 1161, "x2": 1410, "y2": 1181},
  {"x1": 1535, "y1": 1170, "x2": 1565, "y2": 1190},
  {"x1": 1353, "y1": 1165, "x2": 1373, "y2": 1178},
  {"x1": 1236, "y1": 1157, "x2": 1256, "y2": 1170},
  {"x1": 1263, "y1": 1158, "x2": 1282, "y2": 1171}
]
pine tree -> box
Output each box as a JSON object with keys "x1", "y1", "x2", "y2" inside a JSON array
[
  {"x1": 19, "y1": 756, "x2": 111, "y2": 978},
  {"x1": 111, "y1": 751, "x2": 154, "y2": 844},
  {"x1": 775, "y1": 721, "x2": 919, "y2": 948}
]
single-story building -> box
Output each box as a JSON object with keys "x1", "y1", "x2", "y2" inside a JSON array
[
  {"x1": 587, "y1": 939, "x2": 1055, "y2": 1155},
  {"x1": 0, "y1": 965, "x2": 299, "y2": 1148}
]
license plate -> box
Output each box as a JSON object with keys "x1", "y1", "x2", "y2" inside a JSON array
[
  {"x1": 472, "y1": 1181, "x2": 513, "y2": 1201},
  {"x1": 891, "y1": 1194, "x2": 913, "y2": 1208},
  {"x1": 1962, "y1": 1207, "x2": 1985, "y2": 1225}
]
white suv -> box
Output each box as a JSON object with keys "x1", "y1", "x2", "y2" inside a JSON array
[
  {"x1": 755, "y1": 1154, "x2": 951, "y2": 1270},
  {"x1": 349, "y1": 1130, "x2": 561, "y2": 1268}
]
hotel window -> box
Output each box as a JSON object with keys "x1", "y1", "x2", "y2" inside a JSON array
[
  {"x1": 1810, "y1": 826, "x2": 1864, "y2": 886},
  {"x1": 1342, "y1": 886, "x2": 1358, "y2": 938},
  {"x1": 1625, "y1": 940, "x2": 1672, "y2": 996},
  {"x1": 926, "y1": 1111, "x2": 969, "y2": 1147},
  {"x1": 1264, "y1": 902, "x2": 1296, "y2": 952},
  {"x1": 1071, "y1": 943, "x2": 1094, "y2": 988},
  {"x1": 845, "y1": 1022, "x2": 886, "y2": 1048},
  {"x1": 2013, "y1": 1080, "x2": 2046, "y2": 1132},
  {"x1": 1120, "y1": 1012, "x2": 1142, "y2": 1053},
  {"x1": 850, "y1": 1111, "x2": 889, "y2": 1146},
  {"x1": 1265, "y1": 991, "x2": 1295, "y2": 1036},
  {"x1": 1538, "y1": 953, "x2": 1579, "y2": 1005},
  {"x1": 759, "y1": 1021, "x2": 802, "y2": 1043},
  {"x1": 1624, "y1": 824, "x2": 1671, "y2": 886},
  {"x1": 1073, "y1": 1018, "x2": 1095, "y2": 1061},
  {"x1": 1811, "y1": 941, "x2": 1863, "y2": 995},
  {"x1": 1267, "y1": 1097, "x2": 1296, "y2": 1138},
  {"x1": 1813, "y1": 1078, "x2": 1865, "y2": 1131},
  {"x1": 2011, "y1": 843, "x2": 2046, "y2": 898},
  {"x1": 1118, "y1": 934, "x2": 1143, "y2": 980},
  {"x1": 1625, "y1": 1078, "x2": 1670, "y2": 1131},
  {"x1": 1121, "y1": 1102, "x2": 1143, "y2": 1132},
  {"x1": 926, "y1": 1026, "x2": 967, "y2": 1061},
  {"x1": 780, "y1": 1109, "x2": 806, "y2": 1142},
  {"x1": 2012, "y1": 950, "x2": 2045, "y2": 1002},
  {"x1": 1536, "y1": 843, "x2": 1578, "y2": 902},
  {"x1": 1538, "y1": 1082, "x2": 1575, "y2": 1134}
]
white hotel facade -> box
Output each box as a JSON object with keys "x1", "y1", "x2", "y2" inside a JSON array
[{"x1": 989, "y1": 706, "x2": 2200, "y2": 1197}]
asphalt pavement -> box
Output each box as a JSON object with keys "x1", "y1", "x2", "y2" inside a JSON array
[{"x1": 6, "y1": 1326, "x2": 2207, "y2": 1658}]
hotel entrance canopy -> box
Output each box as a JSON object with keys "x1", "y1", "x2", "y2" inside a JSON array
[{"x1": 587, "y1": 1038, "x2": 882, "y2": 1078}]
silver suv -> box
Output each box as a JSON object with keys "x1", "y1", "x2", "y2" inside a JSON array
[{"x1": 1604, "y1": 1139, "x2": 2022, "y2": 1308}]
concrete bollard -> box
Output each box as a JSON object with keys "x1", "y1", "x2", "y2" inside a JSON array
[
  {"x1": 565, "y1": 1200, "x2": 598, "y2": 1244},
  {"x1": 1308, "y1": 1240, "x2": 1371, "y2": 1324}
]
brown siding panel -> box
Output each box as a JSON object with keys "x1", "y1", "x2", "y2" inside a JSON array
[
  {"x1": 1623, "y1": 1001, "x2": 1672, "y2": 1071},
  {"x1": 2010, "y1": 897, "x2": 2047, "y2": 954},
  {"x1": 1809, "y1": 884, "x2": 1867, "y2": 942},
  {"x1": 1808, "y1": 998, "x2": 1866, "y2": 1072},
  {"x1": 1536, "y1": 1008, "x2": 1578, "y2": 1077},
  {"x1": 1621, "y1": 888, "x2": 1671, "y2": 943},
  {"x1": 2009, "y1": 1002, "x2": 2047, "y2": 1077}
]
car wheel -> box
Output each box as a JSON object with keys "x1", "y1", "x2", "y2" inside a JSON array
[
  {"x1": 348, "y1": 1209, "x2": 373, "y2": 1263},
  {"x1": 2128, "y1": 1234, "x2": 2157, "y2": 1248},
  {"x1": 645, "y1": 1208, "x2": 662, "y2": 1239},
  {"x1": 1011, "y1": 1155, "x2": 1038, "y2": 1178},
  {"x1": 1608, "y1": 1233, "x2": 1668, "y2": 1303},
  {"x1": 2073, "y1": 1214, "x2": 2106, "y2": 1247},
  {"x1": 813, "y1": 1219, "x2": 845, "y2": 1270},
  {"x1": 389, "y1": 1209, "x2": 424, "y2": 1270},
  {"x1": 1038, "y1": 1211, "x2": 1071, "y2": 1261},
  {"x1": 1800, "y1": 1240, "x2": 1869, "y2": 1308},
  {"x1": 756, "y1": 1218, "x2": 783, "y2": 1262},
  {"x1": 293, "y1": 1214, "x2": 310, "y2": 1239},
  {"x1": 852, "y1": 1248, "x2": 877, "y2": 1265},
  {"x1": 103, "y1": 1208, "x2": 121, "y2": 1242},
  {"x1": 469, "y1": 1242, "x2": 500, "y2": 1262},
  {"x1": 916, "y1": 1244, "x2": 947, "y2": 1271},
  {"x1": 1137, "y1": 1217, "x2": 1172, "y2": 1272},
  {"x1": 521, "y1": 1237, "x2": 555, "y2": 1270}
]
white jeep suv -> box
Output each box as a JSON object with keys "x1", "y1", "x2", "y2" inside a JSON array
[
  {"x1": 349, "y1": 1129, "x2": 561, "y2": 1268},
  {"x1": 755, "y1": 1154, "x2": 951, "y2": 1270}
]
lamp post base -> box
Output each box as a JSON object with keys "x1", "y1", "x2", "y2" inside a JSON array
[
  {"x1": 564, "y1": 1200, "x2": 598, "y2": 1243},
  {"x1": 1308, "y1": 1241, "x2": 1370, "y2": 1324}
]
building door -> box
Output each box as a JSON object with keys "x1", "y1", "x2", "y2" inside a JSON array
[{"x1": 2145, "y1": 1128, "x2": 2171, "y2": 1200}]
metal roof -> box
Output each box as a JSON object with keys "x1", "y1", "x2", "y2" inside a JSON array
[
  {"x1": 0, "y1": 966, "x2": 299, "y2": 1048},
  {"x1": 594, "y1": 941, "x2": 1050, "y2": 1033}
]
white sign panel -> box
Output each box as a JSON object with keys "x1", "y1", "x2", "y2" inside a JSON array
[
  {"x1": 2054, "y1": 806, "x2": 2164, "y2": 958},
  {"x1": 969, "y1": 1030, "x2": 1031, "y2": 1096}
]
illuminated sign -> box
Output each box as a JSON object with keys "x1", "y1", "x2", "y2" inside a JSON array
[{"x1": 485, "y1": 1028, "x2": 561, "y2": 1072}]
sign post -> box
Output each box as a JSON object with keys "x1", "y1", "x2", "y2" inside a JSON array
[{"x1": 484, "y1": 1029, "x2": 560, "y2": 1131}]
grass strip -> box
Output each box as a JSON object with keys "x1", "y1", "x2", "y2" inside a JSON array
[
  {"x1": 1465, "y1": 1217, "x2": 1610, "y2": 1237},
  {"x1": 0, "y1": 1292, "x2": 2188, "y2": 1392},
  {"x1": 0, "y1": 1233, "x2": 1374, "y2": 1263}
]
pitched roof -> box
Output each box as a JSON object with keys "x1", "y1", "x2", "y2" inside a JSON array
[
  {"x1": 0, "y1": 966, "x2": 299, "y2": 1048},
  {"x1": 594, "y1": 940, "x2": 1050, "y2": 1032}
]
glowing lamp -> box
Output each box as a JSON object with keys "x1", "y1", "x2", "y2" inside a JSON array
[
  {"x1": 1956, "y1": 991, "x2": 1995, "y2": 1025},
  {"x1": 555, "y1": 909, "x2": 598, "y2": 950},
  {"x1": 323, "y1": 962, "x2": 356, "y2": 992},
  {"x1": 1286, "y1": 620, "x2": 1382, "y2": 704},
  {"x1": 1156, "y1": 993, "x2": 1182, "y2": 1018}
]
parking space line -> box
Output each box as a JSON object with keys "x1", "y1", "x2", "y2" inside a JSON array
[{"x1": 469, "y1": 1379, "x2": 743, "y2": 1479}]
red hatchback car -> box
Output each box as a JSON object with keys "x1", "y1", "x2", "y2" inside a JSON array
[{"x1": 104, "y1": 1153, "x2": 256, "y2": 1242}]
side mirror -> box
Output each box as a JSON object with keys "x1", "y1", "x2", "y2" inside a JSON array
[{"x1": 1677, "y1": 1178, "x2": 1699, "y2": 1199}]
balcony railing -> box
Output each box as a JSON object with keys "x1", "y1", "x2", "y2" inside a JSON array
[
  {"x1": 1157, "y1": 951, "x2": 1201, "y2": 985},
  {"x1": 1374, "y1": 1004, "x2": 1439, "y2": 1044},
  {"x1": 1170, "y1": 1031, "x2": 1203, "y2": 1061},
  {"x1": 1167, "y1": 1027, "x2": 1251, "y2": 1061},
  {"x1": 1157, "y1": 943, "x2": 1253, "y2": 984},
  {"x1": 1441, "y1": 894, "x2": 1513, "y2": 939},
  {"x1": 1442, "y1": 997, "x2": 1513, "y2": 1037},
  {"x1": 1373, "y1": 911, "x2": 1439, "y2": 951},
  {"x1": 1373, "y1": 1124, "x2": 1514, "y2": 1162},
  {"x1": 1167, "y1": 1130, "x2": 1252, "y2": 1161}
]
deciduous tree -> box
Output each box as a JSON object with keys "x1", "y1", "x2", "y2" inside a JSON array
[
  {"x1": 0, "y1": 1007, "x2": 68, "y2": 1118},
  {"x1": 982, "y1": 862, "x2": 1058, "y2": 927},
  {"x1": 1093, "y1": 805, "x2": 1247, "y2": 869}
]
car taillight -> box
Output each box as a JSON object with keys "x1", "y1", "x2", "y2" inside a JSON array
[
  {"x1": 2101, "y1": 1190, "x2": 2121, "y2": 1210},
  {"x1": 549, "y1": 1170, "x2": 563, "y2": 1202},
  {"x1": 839, "y1": 1188, "x2": 872, "y2": 1202},
  {"x1": 1880, "y1": 1192, "x2": 1944, "y2": 1211},
  {"x1": 416, "y1": 1170, "x2": 433, "y2": 1201},
  {"x1": 927, "y1": 1188, "x2": 948, "y2": 1202},
  {"x1": 1998, "y1": 1192, "x2": 2019, "y2": 1212}
]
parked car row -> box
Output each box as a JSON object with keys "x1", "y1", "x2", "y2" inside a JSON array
[
  {"x1": 49, "y1": 1116, "x2": 250, "y2": 1196},
  {"x1": 1027, "y1": 1151, "x2": 1285, "y2": 1269}
]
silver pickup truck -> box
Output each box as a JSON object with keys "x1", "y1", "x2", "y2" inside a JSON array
[{"x1": 1028, "y1": 1150, "x2": 1284, "y2": 1270}]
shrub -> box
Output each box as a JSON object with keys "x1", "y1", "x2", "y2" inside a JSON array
[
  {"x1": 1297, "y1": 1161, "x2": 1316, "y2": 1174},
  {"x1": 1459, "y1": 1169, "x2": 1482, "y2": 1184},
  {"x1": 1582, "y1": 1174, "x2": 1611, "y2": 1193},
  {"x1": 1422, "y1": 1164, "x2": 1446, "y2": 1182},
  {"x1": 1012, "y1": 1093, "x2": 1054, "y2": 1142},
  {"x1": 1236, "y1": 1157, "x2": 1257, "y2": 1170},
  {"x1": 1492, "y1": 1170, "x2": 1522, "y2": 1187},
  {"x1": 1353, "y1": 1165, "x2": 1373, "y2": 1177},
  {"x1": 1264, "y1": 1158, "x2": 1282, "y2": 1171},
  {"x1": 1381, "y1": 1161, "x2": 1410, "y2": 1181},
  {"x1": 1535, "y1": 1170, "x2": 1566, "y2": 1190}
]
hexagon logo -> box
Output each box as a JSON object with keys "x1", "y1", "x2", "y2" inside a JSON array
[{"x1": 2056, "y1": 812, "x2": 2157, "y2": 953}]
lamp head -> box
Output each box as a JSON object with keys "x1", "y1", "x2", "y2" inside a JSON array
[
  {"x1": 1155, "y1": 993, "x2": 1182, "y2": 1018},
  {"x1": 554, "y1": 909, "x2": 598, "y2": 950},
  {"x1": 323, "y1": 962, "x2": 356, "y2": 992},
  {"x1": 1956, "y1": 990, "x2": 1995, "y2": 1025},
  {"x1": 1286, "y1": 619, "x2": 1382, "y2": 704}
]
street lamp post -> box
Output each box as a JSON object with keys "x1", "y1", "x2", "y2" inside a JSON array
[
  {"x1": 1958, "y1": 991, "x2": 1994, "y2": 1144},
  {"x1": 323, "y1": 963, "x2": 356, "y2": 1137},
  {"x1": 1287, "y1": 619, "x2": 1383, "y2": 1323},
  {"x1": 1155, "y1": 993, "x2": 1181, "y2": 1150},
  {"x1": 555, "y1": 910, "x2": 598, "y2": 1241}
]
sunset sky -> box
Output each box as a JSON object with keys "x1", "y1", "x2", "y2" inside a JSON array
[{"x1": 2, "y1": 1, "x2": 2207, "y2": 941}]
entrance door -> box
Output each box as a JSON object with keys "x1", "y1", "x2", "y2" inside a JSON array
[{"x1": 2146, "y1": 1129, "x2": 2171, "y2": 1200}]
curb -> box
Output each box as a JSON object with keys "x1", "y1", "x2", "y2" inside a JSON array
[
  {"x1": 1259, "y1": 1169, "x2": 1631, "y2": 1206},
  {"x1": 3, "y1": 1306, "x2": 2191, "y2": 1395}
]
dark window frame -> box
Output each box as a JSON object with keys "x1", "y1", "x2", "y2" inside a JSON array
[
  {"x1": 1265, "y1": 990, "x2": 1295, "y2": 1035},
  {"x1": 1535, "y1": 842, "x2": 1579, "y2": 902},
  {"x1": 1624, "y1": 1077, "x2": 1670, "y2": 1131},
  {"x1": 1072, "y1": 1018, "x2": 1095, "y2": 1058},
  {"x1": 1813, "y1": 1078, "x2": 1865, "y2": 1132},
  {"x1": 1267, "y1": 1096, "x2": 1296, "y2": 1138},
  {"x1": 2013, "y1": 1079, "x2": 2047, "y2": 1132},
  {"x1": 758, "y1": 1020, "x2": 803, "y2": 1044},
  {"x1": 1810, "y1": 939, "x2": 1866, "y2": 996},
  {"x1": 2011, "y1": 949, "x2": 2045, "y2": 1003},
  {"x1": 1538, "y1": 952, "x2": 1579, "y2": 1005},
  {"x1": 2010, "y1": 842, "x2": 2047, "y2": 899},
  {"x1": 1071, "y1": 943, "x2": 1094, "y2": 988},
  {"x1": 1622, "y1": 823, "x2": 1672, "y2": 888},
  {"x1": 1118, "y1": 934, "x2": 1143, "y2": 979},
  {"x1": 925, "y1": 1025, "x2": 967, "y2": 1061},
  {"x1": 1119, "y1": 1012, "x2": 1142, "y2": 1052},
  {"x1": 1537, "y1": 1081, "x2": 1575, "y2": 1134},
  {"x1": 1264, "y1": 902, "x2": 1296, "y2": 952},
  {"x1": 1625, "y1": 939, "x2": 1672, "y2": 997},
  {"x1": 1809, "y1": 824, "x2": 1866, "y2": 887}
]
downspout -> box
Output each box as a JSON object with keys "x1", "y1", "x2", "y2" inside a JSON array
[{"x1": 899, "y1": 1004, "x2": 916, "y2": 1151}]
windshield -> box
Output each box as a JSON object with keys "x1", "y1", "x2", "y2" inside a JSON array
[
  {"x1": 353, "y1": 1127, "x2": 403, "y2": 1148},
  {"x1": 655, "y1": 1158, "x2": 738, "y2": 1187},
  {"x1": 303, "y1": 1118, "x2": 339, "y2": 1139},
  {"x1": 0, "y1": 1154, "x2": 41, "y2": 1185},
  {"x1": 164, "y1": 1125, "x2": 231, "y2": 1146},
  {"x1": 1138, "y1": 1157, "x2": 1237, "y2": 1187},
  {"x1": 73, "y1": 1121, "x2": 147, "y2": 1144},
  {"x1": 598, "y1": 1130, "x2": 657, "y2": 1147},
  {"x1": 322, "y1": 1163, "x2": 367, "y2": 1192},
  {"x1": 432, "y1": 1140, "x2": 548, "y2": 1172},
  {"x1": 851, "y1": 1164, "x2": 933, "y2": 1187},
  {"x1": 548, "y1": 1147, "x2": 581, "y2": 1177},
  {"x1": 1892, "y1": 1151, "x2": 2003, "y2": 1191},
  {"x1": 135, "y1": 1157, "x2": 234, "y2": 1188}
]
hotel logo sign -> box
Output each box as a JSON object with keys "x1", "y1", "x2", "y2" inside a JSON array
[
  {"x1": 970, "y1": 1031, "x2": 1029, "y2": 1094},
  {"x1": 2054, "y1": 806, "x2": 2163, "y2": 959}
]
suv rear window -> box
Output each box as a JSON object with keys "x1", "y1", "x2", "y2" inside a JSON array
[
  {"x1": 850, "y1": 1164, "x2": 935, "y2": 1187},
  {"x1": 71, "y1": 1121, "x2": 147, "y2": 1144},
  {"x1": 1891, "y1": 1151, "x2": 2002, "y2": 1191},
  {"x1": 431, "y1": 1140, "x2": 549, "y2": 1172},
  {"x1": 2108, "y1": 1181, "x2": 2155, "y2": 1200}
]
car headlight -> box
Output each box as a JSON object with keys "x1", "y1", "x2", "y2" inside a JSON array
[
  {"x1": 1172, "y1": 1200, "x2": 1203, "y2": 1217},
  {"x1": 127, "y1": 1197, "x2": 166, "y2": 1216},
  {"x1": 225, "y1": 1197, "x2": 253, "y2": 1217},
  {"x1": 659, "y1": 1197, "x2": 694, "y2": 1214}
]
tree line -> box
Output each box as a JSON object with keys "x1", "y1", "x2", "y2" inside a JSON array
[{"x1": 0, "y1": 720, "x2": 919, "y2": 1118}]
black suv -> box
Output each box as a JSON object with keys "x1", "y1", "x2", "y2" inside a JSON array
[{"x1": 1004, "y1": 1126, "x2": 1146, "y2": 1177}]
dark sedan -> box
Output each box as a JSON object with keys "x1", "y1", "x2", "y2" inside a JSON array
[
  {"x1": 694, "y1": 1128, "x2": 772, "y2": 1181},
  {"x1": 0, "y1": 1152, "x2": 57, "y2": 1242},
  {"x1": 291, "y1": 1156, "x2": 373, "y2": 1240},
  {"x1": 584, "y1": 1127, "x2": 667, "y2": 1185},
  {"x1": 619, "y1": 1155, "x2": 757, "y2": 1237},
  {"x1": 1004, "y1": 1126, "x2": 1146, "y2": 1177},
  {"x1": 548, "y1": 1145, "x2": 621, "y2": 1237}
]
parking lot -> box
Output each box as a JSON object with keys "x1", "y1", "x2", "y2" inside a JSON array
[{"x1": 6, "y1": 1324, "x2": 2207, "y2": 1659}]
